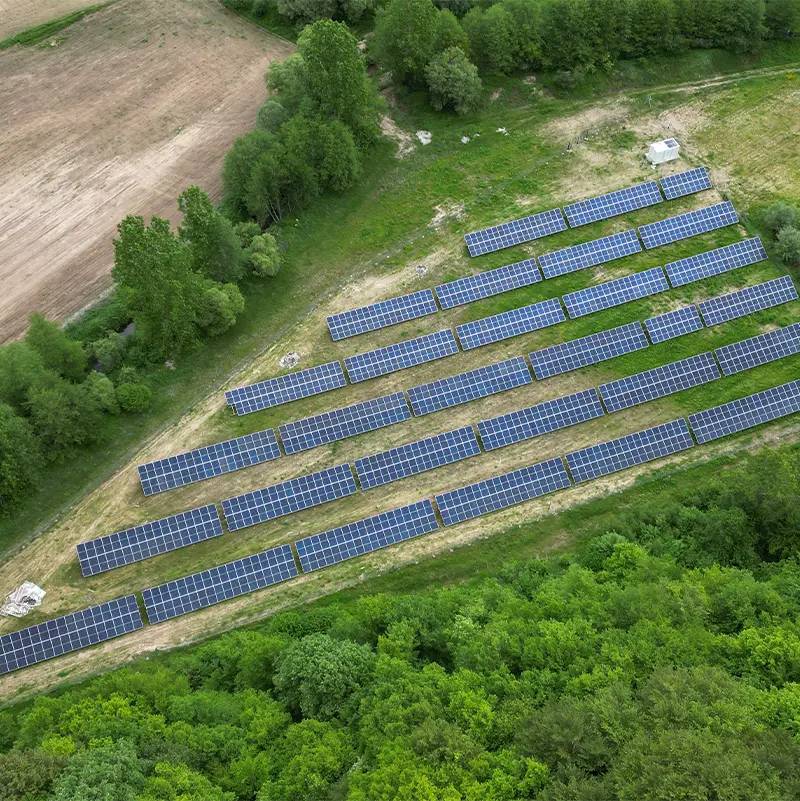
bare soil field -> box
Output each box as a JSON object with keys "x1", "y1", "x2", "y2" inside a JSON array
[{"x1": 0, "y1": 0, "x2": 293, "y2": 341}]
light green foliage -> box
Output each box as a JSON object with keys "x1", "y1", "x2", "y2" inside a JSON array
[
  {"x1": 462, "y1": 5, "x2": 516, "y2": 73},
  {"x1": 256, "y1": 100, "x2": 289, "y2": 133},
  {"x1": 266, "y1": 55, "x2": 308, "y2": 115},
  {"x1": 374, "y1": 0, "x2": 440, "y2": 86},
  {"x1": 0, "y1": 403, "x2": 42, "y2": 515},
  {"x1": 425, "y1": 47, "x2": 482, "y2": 114},
  {"x1": 434, "y1": 9, "x2": 469, "y2": 53},
  {"x1": 0, "y1": 342, "x2": 50, "y2": 412},
  {"x1": 775, "y1": 226, "x2": 800, "y2": 263},
  {"x1": 25, "y1": 313, "x2": 87, "y2": 383},
  {"x1": 234, "y1": 220, "x2": 262, "y2": 248},
  {"x1": 197, "y1": 283, "x2": 246, "y2": 337},
  {"x1": 247, "y1": 233, "x2": 282, "y2": 277},
  {"x1": 116, "y1": 382, "x2": 152, "y2": 413},
  {"x1": 763, "y1": 201, "x2": 799, "y2": 235},
  {"x1": 112, "y1": 216, "x2": 202, "y2": 359},
  {"x1": 139, "y1": 762, "x2": 235, "y2": 801},
  {"x1": 49, "y1": 740, "x2": 145, "y2": 801},
  {"x1": 84, "y1": 371, "x2": 119, "y2": 414}
]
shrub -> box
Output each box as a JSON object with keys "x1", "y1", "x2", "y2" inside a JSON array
[
  {"x1": 117, "y1": 382, "x2": 153, "y2": 413},
  {"x1": 425, "y1": 47, "x2": 482, "y2": 114},
  {"x1": 763, "y1": 201, "x2": 799, "y2": 236},
  {"x1": 252, "y1": 0, "x2": 271, "y2": 15},
  {"x1": 775, "y1": 226, "x2": 800, "y2": 264},
  {"x1": 256, "y1": 100, "x2": 289, "y2": 133}
]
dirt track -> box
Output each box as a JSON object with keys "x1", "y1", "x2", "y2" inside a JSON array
[{"x1": 0, "y1": 0, "x2": 293, "y2": 341}]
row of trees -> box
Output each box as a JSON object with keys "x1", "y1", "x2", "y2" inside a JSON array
[{"x1": 1, "y1": 446, "x2": 799, "y2": 799}]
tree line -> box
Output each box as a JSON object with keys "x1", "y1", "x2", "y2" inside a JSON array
[{"x1": 1, "y1": 447, "x2": 799, "y2": 800}]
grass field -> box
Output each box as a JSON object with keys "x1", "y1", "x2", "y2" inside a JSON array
[{"x1": 1, "y1": 50, "x2": 799, "y2": 700}]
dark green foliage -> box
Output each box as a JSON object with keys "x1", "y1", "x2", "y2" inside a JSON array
[
  {"x1": 425, "y1": 46, "x2": 483, "y2": 113},
  {"x1": 222, "y1": 130, "x2": 277, "y2": 219},
  {"x1": 89, "y1": 332, "x2": 127, "y2": 374},
  {"x1": 0, "y1": 403, "x2": 42, "y2": 516},
  {"x1": 26, "y1": 380, "x2": 103, "y2": 455},
  {"x1": 276, "y1": 0, "x2": 375, "y2": 25},
  {"x1": 0, "y1": 747, "x2": 68, "y2": 801},
  {"x1": 463, "y1": 4, "x2": 516, "y2": 73},
  {"x1": 49, "y1": 740, "x2": 145, "y2": 801},
  {"x1": 196, "y1": 283, "x2": 246, "y2": 336},
  {"x1": 373, "y1": 0, "x2": 440, "y2": 86},
  {"x1": 763, "y1": 201, "x2": 799, "y2": 235},
  {"x1": 764, "y1": 0, "x2": 800, "y2": 36},
  {"x1": 434, "y1": 8, "x2": 469, "y2": 52},
  {"x1": 256, "y1": 100, "x2": 289, "y2": 132},
  {"x1": 116, "y1": 382, "x2": 153, "y2": 413},
  {"x1": 25, "y1": 313, "x2": 87, "y2": 382}
]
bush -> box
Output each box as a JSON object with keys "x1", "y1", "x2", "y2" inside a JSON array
[
  {"x1": 247, "y1": 233, "x2": 282, "y2": 277},
  {"x1": 221, "y1": 0, "x2": 252, "y2": 9},
  {"x1": 117, "y1": 382, "x2": 153, "y2": 413},
  {"x1": 252, "y1": 0, "x2": 271, "y2": 15},
  {"x1": 196, "y1": 284, "x2": 246, "y2": 337},
  {"x1": 425, "y1": 47, "x2": 482, "y2": 114},
  {"x1": 775, "y1": 226, "x2": 800, "y2": 264},
  {"x1": 763, "y1": 201, "x2": 799, "y2": 236},
  {"x1": 90, "y1": 332, "x2": 127, "y2": 373},
  {"x1": 256, "y1": 100, "x2": 289, "y2": 133}
]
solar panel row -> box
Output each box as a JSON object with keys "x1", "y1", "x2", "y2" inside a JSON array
[
  {"x1": 408, "y1": 356, "x2": 532, "y2": 416},
  {"x1": 278, "y1": 392, "x2": 410, "y2": 455},
  {"x1": 562, "y1": 267, "x2": 669, "y2": 319},
  {"x1": 455, "y1": 297, "x2": 566, "y2": 351},
  {"x1": 659, "y1": 167, "x2": 713, "y2": 200},
  {"x1": 644, "y1": 306, "x2": 704, "y2": 343},
  {"x1": 344, "y1": 329, "x2": 459, "y2": 383},
  {"x1": 715, "y1": 323, "x2": 800, "y2": 376},
  {"x1": 638, "y1": 202, "x2": 739, "y2": 249},
  {"x1": 664, "y1": 238, "x2": 767, "y2": 288},
  {"x1": 138, "y1": 429, "x2": 281, "y2": 496},
  {"x1": 142, "y1": 545, "x2": 298, "y2": 624},
  {"x1": 77, "y1": 505, "x2": 223, "y2": 577},
  {"x1": 538, "y1": 229, "x2": 642, "y2": 279},
  {"x1": 0, "y1": 596, "x2": 142, "y2": 675},
  {"x1": 563, "y1": 181, "x2": 663, "y2": 227},
  {"x1": 354, "y1": 426, "x2": 480, "y2": 489},
  {"x1": 698, "y1": 276, "x2": 798, "y2": 326},
  {"x1": 435, "y1": 259, "x2": 541, "y2": 309},
  {"x1": 295, "y1": 500, "x2": 439, "y2": 572},
  {"x1": 464, "y1": 208, "x2": 567, "y2": 257},
  {"x1": 226, "y1": 361, "x2": 346, "y2": 416},
  {"x1": 326, "y1": 289, "x2": 439, "y2": 340}
]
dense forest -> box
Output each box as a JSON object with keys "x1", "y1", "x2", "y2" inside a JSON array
[{"x1": 2, "y1": 447, "x2": 800, "y2": 800}]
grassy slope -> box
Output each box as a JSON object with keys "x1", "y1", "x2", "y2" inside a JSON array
[{"x1": 0, "y1": 2, "x2": 114, "y2": 49}]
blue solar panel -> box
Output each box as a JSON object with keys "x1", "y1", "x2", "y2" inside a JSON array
[
  {"x1": 456, "y1": 297, "x2": 565, "y2": 351},
  {"x1": 435, "y1": 457, "x2": 571, "y2": 526},
  {"x1": 529, "y1": 321, "x2": 649, "y2": 379},
  {"x1": 563, "y1": 181, "x2": 663, "y2": 227},
  {"x1": 142, "y1": 545, "x2": 298, "y2": 624},
  {"x1": 477, "y1": 389, "x2": 605, "y2": 451},
  {"x1": 660, "y1": 167, "x2": 713, "y2": 200},
  {"x1": 408, "y1": 356, "x2": 532, "y2": 416},
  {"x1": 715, "y1": 323, "x2": 800, "y2": 376},
  {"x1": 435, "y1": 259, "x2": 541, "y2": 309},
  {"x1": 138, "y1": 430, "x2": 280, "y2": 496},
  {"x1": 598, "y1": 352, "x2": 721, "y2": 413},
  {"x1": 566, "y1": 419, "x2": 695, "y2": 483},
  {"x1": 538, "y1": 229, "x2": 642, "y2": 279},
  {"x1": 665, "y1": 238, "x2": 768, "y2": 287},
  {"x1": 222, "y1": 463, "x2": 357, "y2": 531},
  {"x1": 77, "y1": 505, "x2": 223, "y2": 577},
  {"x1": 354, "y1": 426, "x2": 480, "y2": 489},
  {"x1": 0, "y1": 596, "x2": 142, "y2": 675},
  {"x1": 344, "y1": 329, "x2": 459, "y2": 384},
  {"x1": 226, "y1": 361, "x2": 346, "y2": 416},
  {"x1": 327, "y1": 289, "x2": 439, "y2": 341},
  {"x1": 638, "y1": 202, "x2": 739, "y2": 249},
  {"x1": 464, "y1": 208, "x2": 567, "y2": 257},
  {"x1": 698, "y1": 276, "x2": 798, "y2": 326},
  {"x1": 644, "y1": 305, "x2": 704, "y2": 343},
  {"x1": 296, "y1": 500, "x2": 439, "y2": 572},
  {"x1": 563, "y1": 267, "x2": 669, "y2": 319},
  {"x1": 689, "y1": 380, "x2": 800, "y2": 444},
  {"x1": 278, "y1": 392, "x2": 410, "y2": 455}
]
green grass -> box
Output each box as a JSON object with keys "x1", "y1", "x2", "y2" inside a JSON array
[{"x1": 0, "y1": 2, "x2": 113, "y2": 49}]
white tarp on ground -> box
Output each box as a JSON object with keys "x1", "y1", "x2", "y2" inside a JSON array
[{"x1": 0, "y1": 582, "x2": 46, "y2": 617}]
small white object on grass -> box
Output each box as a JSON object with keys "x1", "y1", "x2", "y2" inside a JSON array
[{"x1": 416, "y1": 130, "x2": 432, "y2": 144}]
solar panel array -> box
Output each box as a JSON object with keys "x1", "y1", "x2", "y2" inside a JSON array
[
  {"x1": 598, "y1": 353, "x2": 721, "y2": 413},
  {"x1": 408, "y1": 356, "x2": 532, "y2": 416},
  {"x1": 456, "y1": 297, "x2": 566, "y2": 351},
  {"x1": 538, "y1": 229, "x2": 642, "y2": 279},
  {"x1": 0, "y1": 596, "x2": 142, "y2": 675},
  {"x1": 464, "y1": 208, "x2": 567, "y2": 257},
  {"x1": 327, "y1": 289, "x2": 439, "y2": 341},
  {"x1": 222, "y1": 463, "x2": 357, "y2": 531},
  {"x1": 435, "y1": 457, "x2": 571, "y2": 526},
  {"x1": 77, "y1": 505, "x2": 223, "y2": 577},
  {"x1": 689, "y1": 380, "x2": 800, "y2": 444},
  {"x1": 715, "y1": 323, "x2": 800, "y2": 376},
  {"x1": 354, "y1": 426, "x2": 480, "y2": 490},
  {"x1": 477, "y1": 389, "x2": 605, "y2": 452},
  {"x1": 659, "y1": 167, "x2": 713, "y2": 200},
  {"x1": 563, "y1": 181, "x2": 663, "y2": 227},
  {"x1": 344, "y1": 329, "x2": 459, "y2": 383},
  {"x1": 138, "y1": 430, "x2": 280, "y2": 496},
  {"x1": 226, "y1": 361, "x2": 346, "y2": 416},
  {"x1": 566, "y1": 419, "x2": 695, "y2": 483},
  {"x1": 664, "y1": 237, "x2": 767, "y2": 287},
  {"x1": 638, "y1": 202, "x2": 739, "y2": 249},
  {"x1": 435, "y1": 259, "x2": 541, "y2": 309},
  {"x1": 142, "y1": 545, "x2": 298, "y2": 624},
  {"x1": 278, "y1": 392, "x2": 410, "y2": 455},
  {"x1": 295, "y1": 500, "x2": 439, "y2": 572},
  {"x1": 698, "y1": 276, "x2": 798, "y2": 326},
  {"x1": 562, "y1": 267, "x2": 669, "y2": 319},
  {"x1": 644, "y1": 305, "x2": 704, "y2": 343},
  {"x1": 529, "y1": 322, "x2": 649, "y2": 379}
]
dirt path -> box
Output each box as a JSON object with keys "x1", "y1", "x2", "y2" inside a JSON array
[{"x1": 0, "y1": 0, "x2": 293, "y2": 342}]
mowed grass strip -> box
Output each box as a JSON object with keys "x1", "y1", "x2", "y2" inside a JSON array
[{"x1": 0, "y1": 2, "x2": 114, "y2": 49}]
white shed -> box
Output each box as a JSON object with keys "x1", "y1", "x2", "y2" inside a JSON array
[{"x1": 647, "y1": 138, "x2": 680, "y2": 164}]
